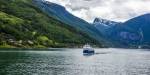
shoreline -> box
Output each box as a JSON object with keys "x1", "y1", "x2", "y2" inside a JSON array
[
  {"x1": 0, "y1": 47, "x2": 86, "y2": 51},
  {"x1": 0, "y1": 47, "x2": 149, "y2": 51}
]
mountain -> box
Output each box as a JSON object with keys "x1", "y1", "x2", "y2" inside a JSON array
[
  {"x1": 2, "y1": 0, "x2": 149, "y2": 48},
  {"x1": 124, "y1": 14, "x2": 150, "y2": 42},
  {"x1": 93, "y1": 14, "x2": 150, "y2": 48},
  {"x1": 93, "y1": 18, "x2": 123, "y2": 47},
  {"x1": 0, "y1": 0, "x2": 102, "y2": 48},
  {"x1": 93, "y1": 18, "x2": 119, "y2": 26},
  {"x1": 93, "y1": 18, "x2": 120, "y2": 36},
  {"x1": 33, "y1": 0, "x2": 109, "y2": 46},
  {"x1": 105, "y1": 14, "x2": 150, "y2": 48},
  {"x1": 122, "y1": 14, "x2": 150, "y2": 47}
]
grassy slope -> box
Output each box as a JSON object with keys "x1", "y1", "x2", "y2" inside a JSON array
[{"x1": 0, "y1": 0, "x2": 102, "y2": 48}]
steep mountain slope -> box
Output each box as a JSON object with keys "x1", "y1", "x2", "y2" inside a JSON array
[
  {"x1": 123, "y1": 14, "x2": 150, "y2": 42},
  {"x1": 92, "y1": 18, "x2": 124, "y2": 47},
  {"x1": 0, "y1": 0, "x2": 102, "y2": 48},
  {"x1": 92, "y1": 14, "x2": 150, "y2": 48},
  {"x1": 93, "y1": 18, "x2": 120, "y2": 35},
  {"x1": 33, "y1": 0, "x2": 108, "y2": 46},
  {"x1": 107, "y1": 14, "x2": 150, "y2": 48}
]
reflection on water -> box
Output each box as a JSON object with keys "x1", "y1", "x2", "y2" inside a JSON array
[{"x1": 0, "y1": 48, "x2": 150, "y2": 75}]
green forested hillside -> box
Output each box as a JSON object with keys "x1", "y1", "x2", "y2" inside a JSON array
[{"x1": 0, "y1": 0, "x2": 101, "y2": 48}]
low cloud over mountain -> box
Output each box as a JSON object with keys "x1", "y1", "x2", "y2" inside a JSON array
[{"x1": 46, "y1": 0, "x2": 150, "y2": 22}]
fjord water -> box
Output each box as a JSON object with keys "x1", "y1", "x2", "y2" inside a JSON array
[{"x1": 0, "y1": 48, "x2": 150, "y2": 75}]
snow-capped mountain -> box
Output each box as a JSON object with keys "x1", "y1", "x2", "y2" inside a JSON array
[
  {"x1": 93, "y1": 18, "x2": 121, "y2": 37},
  {"x1": 93, "y1": 14, "x2": 150, "y2": 48},
  {"x1": 93, "y1": 18, "x2": 119, "y2": 26},
  {"x1": 33, "y1": 0, "x2": 150, "y2": 48},
  {"x1": 33, "y1": 0, "x2": 111, "y2": 46}
]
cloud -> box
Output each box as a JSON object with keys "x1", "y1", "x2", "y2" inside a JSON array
[{"x1": 45, "y1": 0, "x2": 150, "y2": 23}]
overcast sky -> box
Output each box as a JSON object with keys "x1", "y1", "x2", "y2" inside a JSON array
[{"x1": 46, "y1": 0, "x2": 150, "y2": 23}]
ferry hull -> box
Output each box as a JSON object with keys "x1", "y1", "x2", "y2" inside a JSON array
[{"x1": 83, "y1": 50, "x2": 95, "y2": 54}]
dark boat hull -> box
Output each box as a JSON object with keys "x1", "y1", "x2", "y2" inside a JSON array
[{"x1": 83, "y1": 50, "x2": 95, "y2": 54}]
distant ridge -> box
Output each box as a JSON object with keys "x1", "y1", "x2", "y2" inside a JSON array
[{"x1": 93, "y1": 13, "x2": 150, "y2": 48}]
